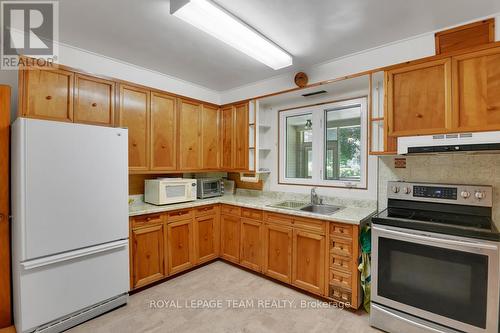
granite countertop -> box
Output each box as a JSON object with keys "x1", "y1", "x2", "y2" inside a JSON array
[{"x1": 129, "y1": 191, "x2": 376, "y2": 225}]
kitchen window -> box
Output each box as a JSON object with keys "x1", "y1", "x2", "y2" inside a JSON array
[{"x1": 279, "y1": 97, "x2": 367, "y2": 188}]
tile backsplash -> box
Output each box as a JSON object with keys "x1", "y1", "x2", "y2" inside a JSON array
[{"x1": 378, "y1": 154, "x2": 500, "y2": 229}]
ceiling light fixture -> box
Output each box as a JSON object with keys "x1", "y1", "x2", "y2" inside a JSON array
[{"x1": 170, "y1": 0, "x2": 293, "y2": 70}]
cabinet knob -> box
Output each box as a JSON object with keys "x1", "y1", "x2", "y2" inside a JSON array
[
  {"x1": 161, "y1": 145, "x2": 166, "y2": 149},
  {"x1": 415, "y1": 113, "x2": 423, "y2": 118},
  {"x1": 178, "y1": 243, "x2": 183, "y2": 249},
  {"x1": 0, "y1": 213, "x2": 4, "y2": 222},
  {"x1": 91, "y1": 102, "x2": 97, "y2": 107},
  {"x1": 132, "y1": 143, "x2": 137, "y2": 147},
  {"x1": 487, "y1": 106, "x2": 498, "y2": 111},
  {"x1": 188, "y1": 147, "x2": 193, "y2": 151},
  {"x1": 275, "y1": 249, "x2": 280, "y2": 256},
  {"x1": 45, "y1": 95, "x2": 52, "y2": 100},
  {"x1": 306, "y1": 258, "x2": 310, "y2": 264}
]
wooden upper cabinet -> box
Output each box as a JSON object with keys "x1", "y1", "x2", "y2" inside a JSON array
[
  {"x1": 387, "y1": 58, "x2": 452, "y2": 136},
  {"x1": 131, "y1": 224, "x2": 165, "y2": 289},
  {"x1": 23, "y1": 68, "x2": 74, "y2": 122},
  {"x1": 452, "y1": 47, "x2": 500, "y2": 131},
  {"x1": 233, "y1": 103, "x2": 249, "y2": 170},
  {"x1": 119, "y1": 85, "x2": 150, "y2": 171},
  {"x1": 178, "y1": 99, "x2": 202, "y2": 170},
  {"x1": 292, "y1": 229, "x2": 325, "y2": 295},
  {"x1": 150, "y1": 92, "x2": 177, "y2": 171},
  {"x1": 201, "y1": 105, "x2": 220, "y2": 169},
  {"x1": 221, "y1": 106, "x2": 234, "y2": 169},
  {"x1": 263, "y1": 223, "x2": 292, "y2": 284},
  {"x1": 167, "y1": 219, "x2": 195, "y2": 275},
  {"x1": 73, "y1": 74, "x2": 115, "y2": 126}
]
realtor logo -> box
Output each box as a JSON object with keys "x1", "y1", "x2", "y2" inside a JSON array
[{"x1": 1, "y1": 1, "x2": 58, "y2": 69}]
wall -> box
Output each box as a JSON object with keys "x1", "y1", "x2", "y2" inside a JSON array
[
  {"x1": 378, "y1": 154, "x2": 500, "y2": 229},
  {"x1": 220, "y1": 13, "x2": 500, "y2": 104}
]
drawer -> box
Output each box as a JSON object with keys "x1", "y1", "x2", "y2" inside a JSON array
[
  {"x1": 328, "y1": 285, "x2": 352, "y2": 304},
  {"x1": 330, "y1": 237, "x2": 353, "y2": 258},
  {"x1": 195, "y1": 205, "x2": 217, "y2": 217},
  {"x1": 263, "y1": 212, "x2": 293, "y2": 227},
  {"x1": 221, "y1": 205, "x2": 241, "y2": 216},
  {"x1": 167, "y1": 209, "x2": 193, "y2": 222},
  {"x1": 329, "y1": 269, "x2": 352, "y2": 290},
  {"x1": 293, "y1": 217, "x2": 325, "y2": 234},
  {"x1": 329, "y1": 223, "x2": 353, "y2": 239},
  {"x1": 131, "y1": 213, "x2": 163, "y2": 228},
  {"x1": 241, "y1": 208, "x2": 263, "y2": 220},
  {"x1": 329, "y1": 253, "x2": 352, "y2": 273}
]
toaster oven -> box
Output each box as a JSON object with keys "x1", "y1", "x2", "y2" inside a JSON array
[{"x1": 196, "y1": 178, "x2": 224, "y2": 199}]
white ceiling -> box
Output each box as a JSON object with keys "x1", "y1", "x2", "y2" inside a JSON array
[{"x1": 58, "y1": 0, "x2": 500, "y2": 91}]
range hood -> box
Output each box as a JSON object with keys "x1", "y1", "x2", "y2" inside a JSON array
[{"x1": 397, "y1": 131, "x2": 500, "y2": 154}]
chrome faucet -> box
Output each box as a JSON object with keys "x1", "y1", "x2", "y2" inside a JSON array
[{"x1": 311, "y1": 187, "x2": 321, "y2": 205}]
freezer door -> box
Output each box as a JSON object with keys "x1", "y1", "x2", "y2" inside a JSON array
[
  {"x1": 12, "y1": 118, "x2": 129, "y2": 260},
  {"x1": 13, "y1": 240, "x2": 129, "y2": 332}
]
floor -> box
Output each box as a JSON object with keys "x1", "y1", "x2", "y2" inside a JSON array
[{"x1": 69, "y1": 261, "x2": 379, "y2": 333}]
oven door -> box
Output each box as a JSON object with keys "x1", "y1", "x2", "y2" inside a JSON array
[{"x1": 372, "y1": 224, "x2": 500, "y2": 333}]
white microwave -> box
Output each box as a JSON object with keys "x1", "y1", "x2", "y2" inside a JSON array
[{"x1": 144, "y1": 178, "x2": 197, "y2": 205}]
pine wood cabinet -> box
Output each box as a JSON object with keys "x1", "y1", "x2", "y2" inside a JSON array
[
  {"x1": 292, "y1": 229, "x2": 325, "y2": 295},
  {"x1": 201, "y1": 105, "x2": 220, "y2": 169},
  {"x1": 178, "y1": 99, "x2": 202, "y2": 170},
  {"x1": 150, "y1": 92, "x2": 177, "y2": 171},
  {"x1": 74, "y1": 74, "x2": 115, "y2": 126},
  {"x1": 131, "y1": 223, "x2": 166, "y2": 289},
  {"x1": 221, "y1": 103, "x2": 249, "y2": 171},
  {"x1": 452, "y1": 47, "x2": 500, "y2": 131},
  {"x1": 220, "y1": 214, "x2": 240, "y2": 263},
  {"x1": 240, "y1": 218, "x2": 262, "y2": 272},
  {"x1": 263, "y1": 223, "x2": 292, "y2": 283},
  {"x1": 119, "y1": 84, "x2": 150, "y2": 171},
  {"x1": 195, "y1": 211, "x2": 219, "y2": 264},
  {"x1": 387, "y1": 58, "x2": 452, "y2": 136},
  {"x1": 167, "y1": 218, "x2": 195, "y2": 275},
  {"x1": 22, "y1": 67, "x2": 74, "y2": 122}
]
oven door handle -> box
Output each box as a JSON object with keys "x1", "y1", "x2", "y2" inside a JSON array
[{"x1": 373, "y1": 225, "x2": 499, "y2": 251}]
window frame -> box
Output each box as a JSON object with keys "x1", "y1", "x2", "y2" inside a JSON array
[{"x1": 278, "y1": 97, "x2": 368, "y2": 188}]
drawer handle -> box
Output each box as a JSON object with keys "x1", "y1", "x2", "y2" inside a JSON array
[
  {"x1": 45, "y1": 95, "x2": 52, "y2": 100},
  {"x1": 91, "y1": 102, "x2": 97, "y2": 107},
  {"x1": 487, "y1": 106, "x2": 498, "y2": 111},
  {"x1": 415, "y1": 113, "x2": 423, "y2": 118}
]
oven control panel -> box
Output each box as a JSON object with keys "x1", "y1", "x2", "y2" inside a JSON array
[{"x1": 388, "y1": 181, "x2": 492, "y2": 207}]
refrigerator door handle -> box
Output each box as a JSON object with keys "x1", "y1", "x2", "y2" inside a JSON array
[{"x1": 21, "y1": 239, "x2": 128, "y2": 270}]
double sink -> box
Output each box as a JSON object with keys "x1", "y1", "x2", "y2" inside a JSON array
[{"x1": 267, "y1": 200, "x2": 343, "y2": 216}]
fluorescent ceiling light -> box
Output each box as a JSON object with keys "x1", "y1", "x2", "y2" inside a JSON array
[{"x1": 170, "y1": 0, "x2": 293, "y2": 70}]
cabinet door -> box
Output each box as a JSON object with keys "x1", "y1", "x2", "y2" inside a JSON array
[
  {"x1": 220, "y1": 215, "x2": 240, "y2": 263},
  {"x1": 131, "y1": 224, "x2": 165, "y2": 289},
  {"x1": 119, "y1": 85, "x2": 150, "y2": 171},
  {"x1": 201, "y1": 105, "x2": 220, "y2": 169},
  {"x1": 263, "y1": 223, "x2": 292, "y2": 283},
  {"x1": 233, "y1": 103, "x2": 249, "y2": 170},
  {"x1": 178, "y1": 99, "x2": 202, "y2": 170},
  {"x1": 74, "y1": 74, "x2": 115, "y2": 126},
  {"x1": 167, "y1": 219, "x2": 195, "y2": 275},
  {"x1": 195, "y1": 214, "x2": 219, "y2": 264},
  {"x1": 292, "y1": 230, "x2": 325, "y2": 295},
  {"x1": 453, "y1": 47, "x2": 500, "y2": 131},
  {"x1": 240, "y1": 218, "x2": 262, "y2": 272},
  {"x1": 387, "y1": 58, "x2": 452, "y2": 136},
  {"x1": 221, "y1": 106, "x2": 234, "y2": 169},
  {"x1": 151, "y1": 92, "x2": 177, "y2": 171},
  {"x1": 24, "y1": 68, "x2": 74, "y2": 122}
]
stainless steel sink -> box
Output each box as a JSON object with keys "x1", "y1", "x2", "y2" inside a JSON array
[
  {"x1": 267, "y1": 200, "x2": 309, "y2": 210},
  {"x1": 299, "y1": 204, "x2": 343, "y2": 215}
]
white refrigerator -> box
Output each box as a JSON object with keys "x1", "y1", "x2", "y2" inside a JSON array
[{"x1": 11, "y1": 118, "x2": 130, "y2": 333}]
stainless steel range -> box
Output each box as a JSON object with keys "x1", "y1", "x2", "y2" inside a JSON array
[{"x1": 371, "y1": 181, "x2": 500, "y2": 333}]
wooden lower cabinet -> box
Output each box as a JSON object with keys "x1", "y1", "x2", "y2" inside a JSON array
[
  {"x1": 195, "y1": 213, "x2": 219, "y2": 264},
  {"x1": 220, "y1": 214, "x2": 240, "y2": 263},
  {"x1": 131, "y1": 224, "x2": 166, "y2": 289},
  {"x1": 263, "y1": 223, "x2": 292, "y2": 283},
  {"x1": 129, "y1": 206, "x2": 360, "y2": 309},
  {"x1": 240, "y1": 218, "x2": 262, "y2": 272},
  {"x1": 167, "y1": 219, "x2": 195, "y2": 275},
  {"x1": 292, "y1": 230, "x2": 325, "y2": 295}
]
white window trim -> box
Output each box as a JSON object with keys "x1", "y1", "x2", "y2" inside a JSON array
[{"x1": 278, "y1": 97, "x2": 368, "y2": 188}]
